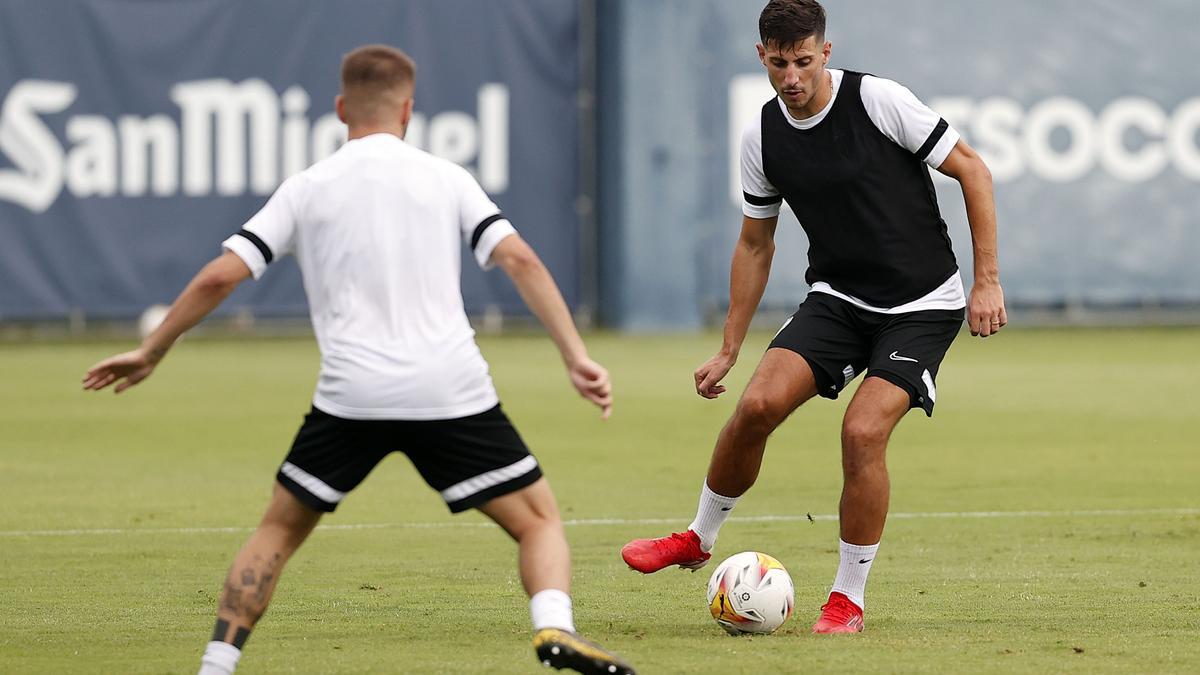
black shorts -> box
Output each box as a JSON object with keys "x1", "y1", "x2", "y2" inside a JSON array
[
  {"x1": 275, "y1": 404, "x2": 542, "y2": 514},
  {"x1": 768, "y1": 293, "x2": 963, "y2": 416}
]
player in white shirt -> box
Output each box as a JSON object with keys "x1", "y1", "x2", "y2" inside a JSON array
[
  {"x1": 84, "y1": 45, "x2": 634, "y2": 675},
  {"x1": 620, "y1": 0, "x2": 1006, "y2": 635}
]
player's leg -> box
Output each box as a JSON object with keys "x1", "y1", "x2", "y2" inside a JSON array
[
  {"x1": 620, "y1": 348, "x2": 818, "y2": 573},
  {"x1": 811, "y1": 376, "x2": 910, "y2": 634},
  {"x1": 622, "y1": 296, "x2": 864, "y2": 574},
  {"x1": 478, "y1": 480, "x2": 635, "y2": 675},
  {"x1": 478, "y1": 478, "x2": 571, "y2": 600},
  {"x1": 813, "y1": 307, "x2": 962, "y2": 633},
  {"x1": 200, "y1": 484, "x2": 322, "y2": 675},
  {"x1": 405, "y1": 406, "x2": 634, "y2": 674},
  {"x1": 200, "y1": 407, "x2": 387, "y2": 674},
  {"x1": 705, "y1": 347, "x2": 819, "y2": 497},
  {"x1": 838, "y1": 377, "x2": 909, "y2": 546}
]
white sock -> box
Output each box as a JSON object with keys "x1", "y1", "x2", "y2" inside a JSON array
[
  {"x1": 687, "y1": 482, "x2": 739, "y2": 552},
  {"x1": 830, "y1": 539, "x2": 879, "y2": 610},
  {"x1": 530, "y1": 589, "x2": 575, "y2": 633},
  {"x1": 198, "y1": 641, "x2": 241, "y2": 675}
]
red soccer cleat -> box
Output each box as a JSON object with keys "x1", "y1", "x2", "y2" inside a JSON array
[
  {"x1": 811, "y1": 592, "x2": 865, "y2": 634},
  {"x1": 620, "y1": 530, "x2": 711, "y2": 574}
]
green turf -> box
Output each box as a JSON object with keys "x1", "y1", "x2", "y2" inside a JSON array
[{"x1": 1, "y1": 328, "x2": 1198, "y2": 673}]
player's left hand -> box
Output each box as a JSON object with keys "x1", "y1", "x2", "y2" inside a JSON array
[
  {"x1": 968, "y1": 281, "x2": 1007, "y2": 338},
  {"x1": 568, "y1": 357, "x2": 613, "y2": 420},
  {"x1": 82, "y1": 348, "x2": 160, "y2": 393}
]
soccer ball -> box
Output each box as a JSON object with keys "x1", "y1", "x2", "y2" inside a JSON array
[{"x1": 706, "y1": 551, "x2": 795, "y2": 635}]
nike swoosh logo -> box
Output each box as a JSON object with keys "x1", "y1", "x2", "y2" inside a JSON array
[
  {"x1": 858, "y1": 558, "x2": 873, "y2": 564},
  {"x1": 889, "y1": 351, "x2": 917, "y2": 363},
  {"x1": 720, "y1": 507, "x2": 732, "y2": 511}
]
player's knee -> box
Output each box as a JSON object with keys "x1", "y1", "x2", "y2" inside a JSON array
[
  {"x1": 840, "y1": 416, "x2": 890, "y2": 455},
  {"x1": 259, "y1": 512, "x2": 318, "y2": 552},
  {"x1": 486, "y1": 484, "x2": 563, "y2": 542},
  {"x1": 508, "y1": 509, "x2": 563, "y2": 544},
  {"x1": 733, "y1": 393, "x2": 785, "y2": 436}
]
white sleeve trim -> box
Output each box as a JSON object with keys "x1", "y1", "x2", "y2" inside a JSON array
[
  {"x1": 221, "y1": 234, "x2": 268, "y2": 280},
  {"x1": 473, "y1": 219, "x2": 517, "y2": 270},
  {"x1": 743, "y1": 200, "x2": 782, "y2": 219},
  {"x1": 740, "y1": 117, "x2": 782, "y2": 219},
  {"x1": 925, "y1": 126, "x2": 960, "y2": 168}
]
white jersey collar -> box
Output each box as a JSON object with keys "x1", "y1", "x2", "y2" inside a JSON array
[{"x1": 777, "y1": 69, "x2": 845, "y2": 131}]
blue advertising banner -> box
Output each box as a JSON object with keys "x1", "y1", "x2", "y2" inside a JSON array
[
  {"x1": 0, "y1": 0, "x2": 580, "y2": 320},
  {"x1": 598, "y1": 0, "x2": 1200, "y2": 330}
]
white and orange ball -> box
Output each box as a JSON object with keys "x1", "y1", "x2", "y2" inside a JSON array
[{"x1": 706, "y1": 551, "x2": 795, "y2": 635}]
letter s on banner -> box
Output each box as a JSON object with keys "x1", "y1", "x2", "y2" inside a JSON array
[{"x1": 0, "y1": 80, "x2": 77, "y2": 213}]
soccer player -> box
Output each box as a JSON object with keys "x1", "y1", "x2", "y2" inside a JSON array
[
  {"x1": 83, "y1": 45, "x2": 634, "y2": 675},
  {"x1": 620, "y1": 0, "x2": 1006, "y2": 634}
]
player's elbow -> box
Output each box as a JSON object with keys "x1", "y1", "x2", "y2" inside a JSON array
[
  {"x1": 969, "y1": 156, "x2": 993, "y2": 186},
  {"x1": 947, "y1": 145, "x2": 992, "y2": 187},
  {"x1": 195, "y1": 258, "x2": 247, "y2": 296},
  {"x1": 494, "y1": 237, "x2": 544, "y2": 278}
]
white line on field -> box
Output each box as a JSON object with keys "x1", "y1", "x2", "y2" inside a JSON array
[{"x1": 1, "y1": 507, "x2": 1196, "y2": 538}]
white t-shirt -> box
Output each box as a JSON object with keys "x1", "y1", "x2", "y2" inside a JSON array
[
  {"x1": 222, "y1": 133, "x2": 516, "y2": 420},
  {"x1": 740, "y1": 70, "x2": 965, "y2": 313}
]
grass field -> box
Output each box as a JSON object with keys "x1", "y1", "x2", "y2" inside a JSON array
[{"x1": 2, "y1": 327, "x2": 1198, "y2": 674}]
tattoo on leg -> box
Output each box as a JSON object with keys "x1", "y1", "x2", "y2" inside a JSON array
[
  {"x1": 219, "y1": 552, "x2": 285, "y2": 624},
  {"x1": 220, "y1": 579, "x2": 242, "y2": 616},
  {"x1": 254, "y1": 554, "x2": 281, "y2": 604}
]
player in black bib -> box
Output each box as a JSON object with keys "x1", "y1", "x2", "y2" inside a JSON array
[{"x1": 621, "y1": 0, "x2": 1006, "y2": 634}]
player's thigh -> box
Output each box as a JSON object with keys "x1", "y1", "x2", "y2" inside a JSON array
[
  {"x1": 275, "y1": 407, "x2": 391, "y2": 513},
  {"x1": 401, "y1": 405, "x2": 543, "y2": 515},
  {"x1": 865, "y1": 308, "x2": 963, "y2": 417},
  {"x1": 766, "y1": 293, "x2": 872, "y2": 404},
  {"x1": 738, "y1": 347, "x2": 821, "y2": 423},
  {"x1": 841, "y1": 376, "x2": 913, "y2": 453}
]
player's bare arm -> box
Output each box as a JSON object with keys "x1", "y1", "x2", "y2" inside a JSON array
[
  {"x1": 82, "y1": 251, "x2": 251, "y2": 393},
  {"x1": 695, "y1": 214, "x2": 779, "y2": 399},
  {"x1": 938, "y1": 140, "x2": 1006, "y2": 338},
  {"x1": 490, "y1": 233, "x2": 613, "y2": 419}
]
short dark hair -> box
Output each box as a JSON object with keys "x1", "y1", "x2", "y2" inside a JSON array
[
  {"x1": 340, "y1": 45, "x2": 416, "y2": 121},
  {"x1": 759, "y1": 0, "x2": 827, "y2": 52}
]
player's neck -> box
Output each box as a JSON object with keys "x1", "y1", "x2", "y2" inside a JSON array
[
  {"x1": 785, "y1": 69, "x2": 833, "y2": 121},
  {"x1": 347, "y1": 125, "x2": 407, "y2": 141}
]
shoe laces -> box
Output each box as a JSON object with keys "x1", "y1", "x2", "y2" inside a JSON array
[
  {"x1": 656, "y1": 531, "x2": 700, "y2": 555},
  {"x1": 819, "y1": 594, "x2": 860, "y2": 624}
]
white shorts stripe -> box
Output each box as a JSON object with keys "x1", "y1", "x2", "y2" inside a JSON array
[
  {"x1": 921, "y1": 368, "x2": 937, "y2": 403},
  {"x1": 440, "y1": 455, "x2": 538, "y2": 504},
  {"x1": 280, "y1": 462, "x2": 347, "y2": 505}
]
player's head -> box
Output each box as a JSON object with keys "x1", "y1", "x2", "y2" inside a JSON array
[
  {"x1": 336, "y1": 44, "x2": 417, "y2": 134},
  {"x1": 756, "y1": 0, "x2": 831, "y2": 113}
]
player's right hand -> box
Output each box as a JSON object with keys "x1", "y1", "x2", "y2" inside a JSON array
[
  {"x1": 82, "y1": 348, "x2": 159, "y2": 394},
  {"x1": 568, "y1": 358, "x2": 613, "y2": 420},
  {"x1": 694, "y1": 351, "x2": 736, "y2": 399}
]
